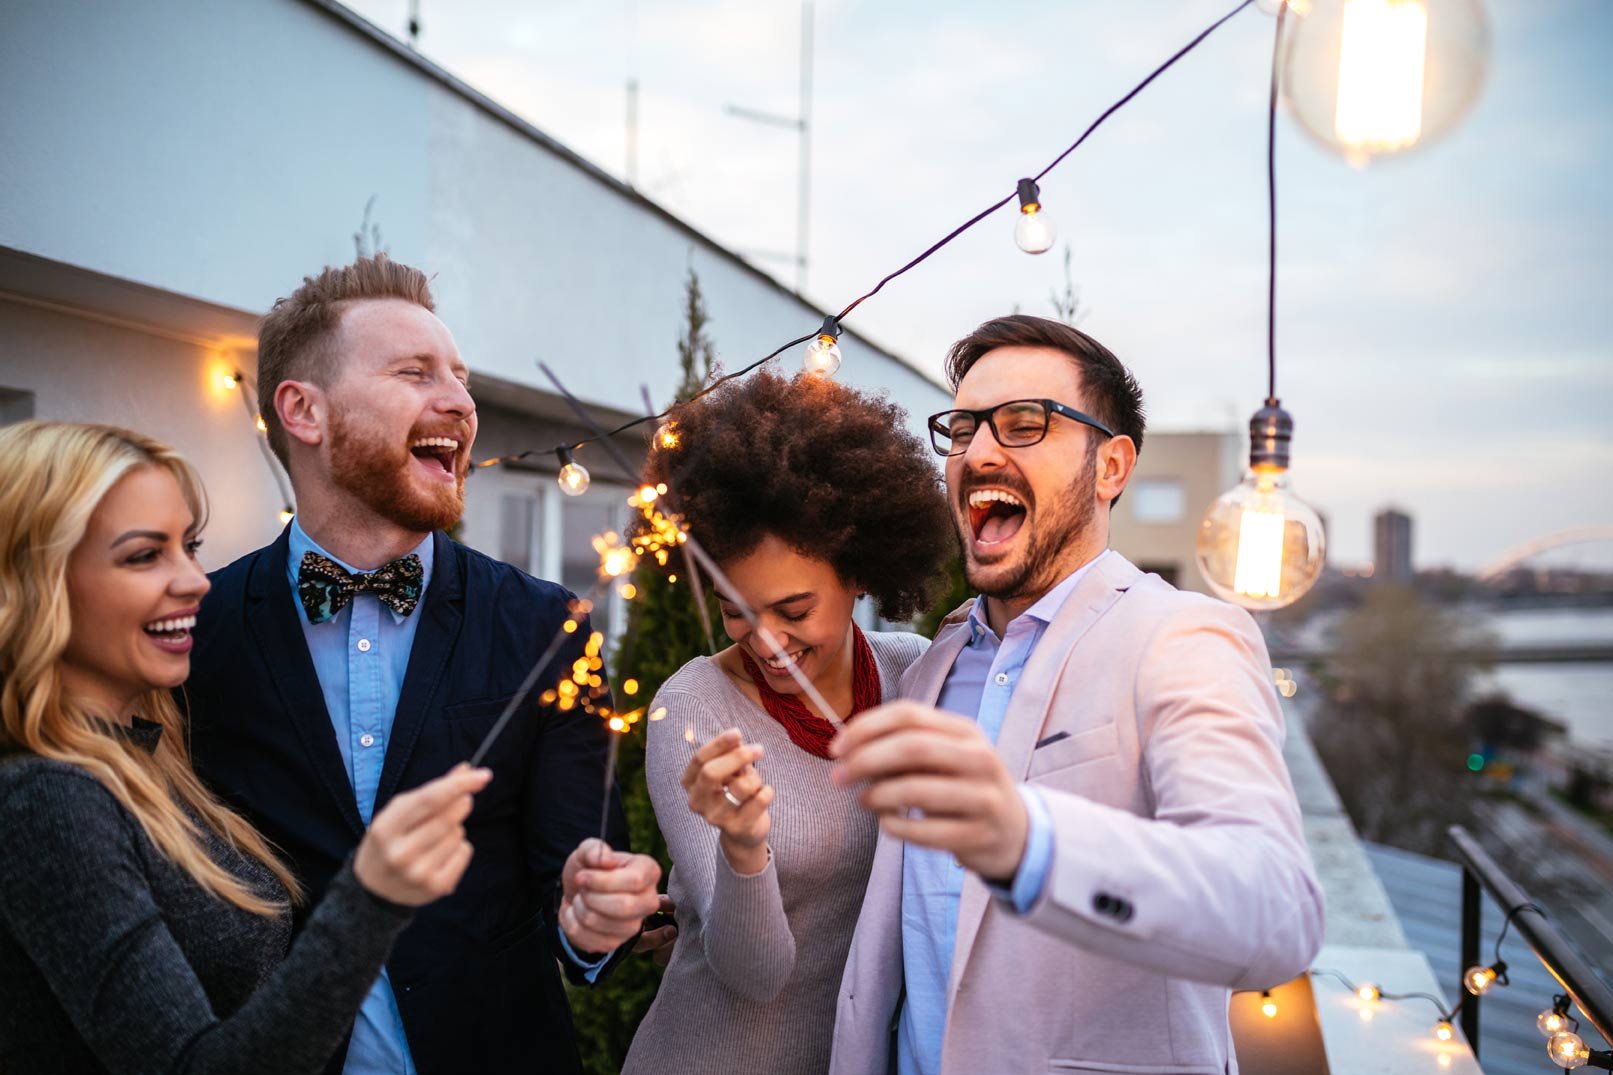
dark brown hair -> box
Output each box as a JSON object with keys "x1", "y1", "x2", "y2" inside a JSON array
[
  {"x1": 256, "y1": 254, "x2": 435, "y2": 467},
  {"x1": 944, "y1": 315, "x2": 1146, "y2": 456},
  {"x1": 643, "y1": 370, "x2": 954, "y2": 621}
]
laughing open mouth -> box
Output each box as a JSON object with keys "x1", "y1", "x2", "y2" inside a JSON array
[
  {"x1": 967, "y1": 488, "x2": 1027, "y2": 547},
  {"x1": 143, "y1": 613, "x2": 196, "y2": 643},
  {"x1": 409, "y1": 436, "x2": 460, "y2": 475}
]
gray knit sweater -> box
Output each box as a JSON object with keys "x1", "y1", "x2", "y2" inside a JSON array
[
  {"x1": 0, "y1": 723, "x2": 413, "y2": 1075},
  {"x1": 623, "y1": 631, "x2": 928, "y2": 1075}
]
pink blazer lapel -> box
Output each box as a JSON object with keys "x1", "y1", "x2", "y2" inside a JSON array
[
  {"x1": 905, "y1": 600, "x2": 976, "y2": 708},
  {"x1": 945, "y1": 553, "x2": 1142, "y2": 1007}
]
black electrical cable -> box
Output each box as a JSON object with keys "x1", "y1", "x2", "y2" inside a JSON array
[{"x1": 474, "y1": 0, "x2": 1259, "y2": 472}]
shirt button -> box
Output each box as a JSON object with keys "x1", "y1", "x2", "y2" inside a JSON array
[
  {"x1": 357, "y1": 638, "x2": 372, "y2": 653},
  {"x1": 359, "y1": 733, "x2": 376, "y2": 748},
  {"x1": 995, "y1": 672, "x2": 1009, "y2": 686}
]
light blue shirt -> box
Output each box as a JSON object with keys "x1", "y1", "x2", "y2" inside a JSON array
[
  {"x1": 287, "y1": 522, "x2": 608, "y2": 1075},
  {"x1": 287, "y1": 519, "x2": 428, "y2": 1075},
  {"x1": 897, "y1": 551, "x2": 1107, "y2": 1075}
]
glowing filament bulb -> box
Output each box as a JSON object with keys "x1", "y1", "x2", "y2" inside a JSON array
[
  {"x1": 1433, "y1": 1021, "x2": 1454, "y2": 1041},
  {"x1": 1013, "y1": 177, "x2": 1056, "y2": 254},
  {"x1": 1463, "y1": 965, "x2": 1498, "y2": 996},
  {"x1": 217, "y1": 372, "x2": 238, "y2": 391},
  {"x1": 804, "y1": 315, "x2": 843, "y2": 377},
  {"x1": 1548, "y1": 1030, "x2": 1590, "y2": 1069},
  {"x1": 1233, "y1": 505, "x2": 1287, "y2": 599},
  {"x1": 1261, "y1": 993, "x2": 1278, "y2": 1019},
  {"x1": 278, "y1": 508, "x2": 295, "y2": 524},
  {"x1": 1356, "y1": 983, "x2": 1380, "y2": 1003},
  {"x1": 556, "y1": 447, "x2": 590, "y2": 496},
  {"x1": 656, "y1": 422, "x2": 680, "y2": 449},
  {"x1": 1334, "y1": 0, "x2": 1428, "y2": 162},
  {"x1": 255, "y1": 415, "x2": 268, "y2": 433},
  {"x1": 1539, "y1": 1009, "x2": 1570, "y2": 1037}
]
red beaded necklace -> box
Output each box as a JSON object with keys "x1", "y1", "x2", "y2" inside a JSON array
[{"x1": 737, "y1": 623, "x2": 882, "y2": 759}]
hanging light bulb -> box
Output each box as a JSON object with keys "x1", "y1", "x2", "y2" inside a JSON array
[
  {"x1": 1462, "y1": 961, "x2": 1505, "y2": 996},
  {"x1": 1547, "y1": 1030, "x2": 1591, "y2": 1070},
  {"x1": 1539, "y1": 997, "x2": 1574, "y2": 1038},
  {"x1": 1260, "y1": 991, "x2": 1279, "y2": 1019},
  {"x1": 1279, "y1": 0, "x2": 1490, "y2": 167},
  {"x1": 1013, "y1": 178, "x2": 1056, "y2": 254},
  {"x1": 1433, "y1": 1021, "x2": 1454, "y2": 1042},
  {"x1": 556, "y1": 447, "x2": 591, "y2": 497},
  {"x1": 278, "y1": 507, "x2": 295, "y2": 525},
  {"x1": 804, "y1": 315, "x2": 842, "y2": 377},
  {"x1": 1195, "y1": 402, "x2": 1326, "y2": 610}
]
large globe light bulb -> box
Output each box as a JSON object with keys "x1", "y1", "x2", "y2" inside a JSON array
[
  {"x1": 1279, "y1": 0, "x2": 1490, "y2": 166},
  {"x1": 1196, "y1": 403, "x2": 1325, "y2": 611}
]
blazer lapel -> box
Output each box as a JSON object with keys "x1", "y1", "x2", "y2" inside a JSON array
[
  {"x1": 245, "y1": 529, "x2": 365, "y2": 839},
  {"x1": 945, "y1": 552, "x2": 1142, "y2": 1006},
  {"x1": 376, "y1": 531, "x2": 465, "y2": 809},
  {"x1": 907, "y1": 601, "x2": 975, "y2": 707}
]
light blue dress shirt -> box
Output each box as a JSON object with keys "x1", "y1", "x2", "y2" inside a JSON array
[
  {"x1": 287, "y1": 519, "x2": 429, "y2": 1075},
  {"x1": 897, "y1": 551, "x2": 1108, "y2": 1075},
  {"x1": 287, "y1": 523, "x2": 608, "y2": 1074}
]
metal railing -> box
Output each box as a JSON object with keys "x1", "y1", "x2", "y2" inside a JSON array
[{"x1": 1449, "y1": 824, "x2": 1613, "y2": 1062}]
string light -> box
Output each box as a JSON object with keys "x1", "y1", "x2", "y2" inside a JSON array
[
  {"x1": 1433, "y1": 1020, "x2": 1454, "y2": 1041},
  {"x1": 1356, "y1": 983, "x2": 1381, "y2": 1003},
  {"x1": 556, "y1": 447, "x2": 591, "y2": 496},
  {"x1": 1261, "y1": 991, "x2": 1279, "y2": 1018},
  {"x1": 1013, "y1": 178, "x2": 1057, "y2": 254},
  {"x1": 255, "y1": 415, "x2": 268, "y2": 433},
  {"x1": 217, "y1": 371, "x2": 239, "y2": 392},
  {"x1": 1463, "y1": 961, "x2": 1505, "y2": 996},
  {"x1": 279, "y1": 507, "x2": 295, "y2": 524},
  {"x1": 804, "y1": 315, "x2": 843, "y2": 377},
  {"x1": 1539, "y1": 996, "x2": 1575, "y2": 1037},
  {"x1": 1547, "y1": 1030, "x2": 1592, "y2": 1070},
  {"x1": 656, "y1": 421, "x2": 680, "y2": 450},
  {"x1": 471, "y1": 0, "x2": 1258, "y2": 480},
  {"x1": 1279, "y1": 0, "x2": 1490, "y2": 167}
]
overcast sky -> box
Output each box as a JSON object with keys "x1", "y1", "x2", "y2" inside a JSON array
[{"x1": 346, "y1": 0, "x2": 1612, "y2": 571}]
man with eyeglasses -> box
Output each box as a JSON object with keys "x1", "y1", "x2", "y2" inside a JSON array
[{"x1": 826, "y1": 315, "x2": 1323, "y2": 1075}]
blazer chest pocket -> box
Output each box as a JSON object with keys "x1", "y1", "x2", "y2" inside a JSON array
[
  {"x1": 1027, "y1": 722, "x2": 1119, "y2": 781},
  {"x1": 441, "y1": 694, "x2": 533, "y2": 763}
]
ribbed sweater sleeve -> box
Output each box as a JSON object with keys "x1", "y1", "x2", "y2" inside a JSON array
[
  {"x1": 645, "y1": 685, "x2": 798, "y2": 1001},
  {"x1": 0, "y1": 763, "x2": 413, "y2": 1075}
]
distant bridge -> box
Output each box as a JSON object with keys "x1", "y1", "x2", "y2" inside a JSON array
[
  {"x1": 1269, "y1": 641, "x2": 1613, "y2": 666},
  {"x1": 1478, "y1": 526, "x2": 1613, "y2": 582}
]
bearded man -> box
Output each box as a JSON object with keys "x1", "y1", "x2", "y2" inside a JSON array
[
  {"x1": 827, "y1": 315, "x2": 1324, "y2": 1075},
  {"x1": 186, "y1": 255, "x2": 668, "y2": 1075}
]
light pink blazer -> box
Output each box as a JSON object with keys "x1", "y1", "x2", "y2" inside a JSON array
[{"x1": 829, "y1": 553, "x2": 1324, "y2": 1075}]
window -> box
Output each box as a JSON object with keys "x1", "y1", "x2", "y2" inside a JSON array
[
  {"x1": 0, "y1": 387, "x2": 34, "y2": 426},
  {"x1": 1130, "y1": 478, "x2": 1185, "y2": 524}
]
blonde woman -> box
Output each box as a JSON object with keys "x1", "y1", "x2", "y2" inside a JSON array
[{"x1": 0, "y1": 421, "x2": 489, "y2": 1075}]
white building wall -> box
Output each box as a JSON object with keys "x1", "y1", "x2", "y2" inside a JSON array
[{"x1": 0, "y1": 0, "x2": 946, "y2": 439}]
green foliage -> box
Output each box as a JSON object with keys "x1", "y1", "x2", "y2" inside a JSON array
[
  {"x1": 915, "y1": 553, "x2": 971, "y2": 639},
  {"x1": 566, "y1": 264, "x2": 721, "y2": 1075}
]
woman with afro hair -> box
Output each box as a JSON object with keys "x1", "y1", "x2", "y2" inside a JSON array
[{"x1": 622, "y1": 370, "x2": 953, "y2": 1074}]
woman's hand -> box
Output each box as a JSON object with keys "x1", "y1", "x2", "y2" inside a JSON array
[
  {"x1": 681, "y1": 729, "x2": 774, "y2": 876},
  {"x1": 354, "y1": 763, "x2": 492, "y2": 906}
]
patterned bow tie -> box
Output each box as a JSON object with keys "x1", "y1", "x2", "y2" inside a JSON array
[{"x1": 297, "y1": 551, "x2": 424, "y2": 624}]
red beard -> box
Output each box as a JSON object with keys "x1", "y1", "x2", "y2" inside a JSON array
[{"x1": 328, "y1": 405, "x2": 466, "y2": 533}]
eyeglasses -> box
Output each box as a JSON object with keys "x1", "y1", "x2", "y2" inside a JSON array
[{"x1": 927, "y1": 398, "x2": 1115, "y2": 457}]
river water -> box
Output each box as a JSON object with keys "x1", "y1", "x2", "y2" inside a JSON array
[{"x1": 1478, "y1": 605, "x2": 1613, "y2": 753}]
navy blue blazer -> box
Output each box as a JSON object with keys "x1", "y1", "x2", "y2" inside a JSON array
[{"x1": 184, "y1": 528, "x2": 629, "y2": 1075}]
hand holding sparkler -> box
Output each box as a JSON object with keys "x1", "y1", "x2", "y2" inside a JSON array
[
  {"x1": 559, "y1": 838, "x2": 664, "y2": 958},
  {"x1": 830, "y1": 700, "x2": 1030, "y2": 884},
  {"x1": 681, "y1": 729, "x2": 775, "y2": 877}
]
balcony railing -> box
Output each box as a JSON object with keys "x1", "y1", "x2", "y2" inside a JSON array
[{"x1": 1449, "y1": 824, "x2": 1613, "y2": 1070}]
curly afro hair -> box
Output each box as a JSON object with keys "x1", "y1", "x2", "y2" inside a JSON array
[{"x1": 642, "y1": 370, "x2": 955, "y2": 622}]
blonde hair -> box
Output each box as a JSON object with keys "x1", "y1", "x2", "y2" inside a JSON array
[
  {"x1": 0, "y1": 421, "x2": 301, "y2": 916},
  {"x1": 257, "y1": 253, "x2": 436, "y2": 468}
]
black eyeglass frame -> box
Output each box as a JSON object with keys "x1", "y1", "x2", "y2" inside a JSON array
[{"x1": 926, "y1": 398, "x2": 1117, "y2": 457}]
